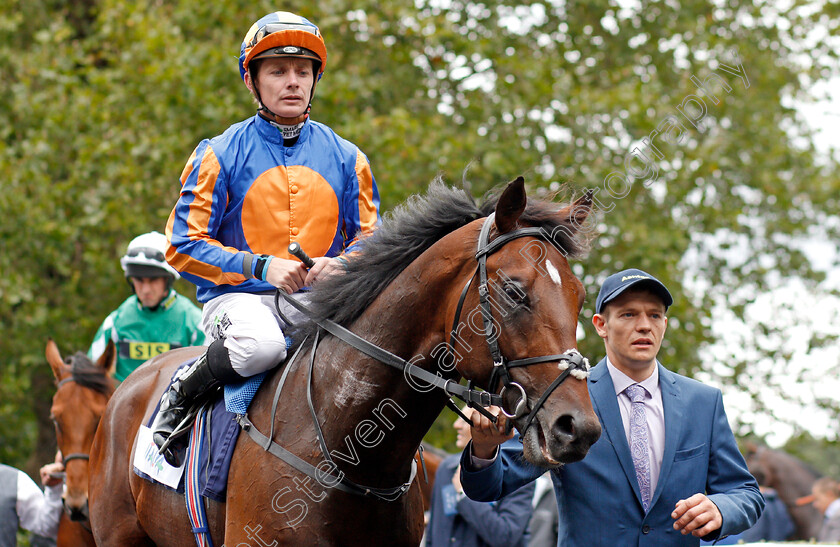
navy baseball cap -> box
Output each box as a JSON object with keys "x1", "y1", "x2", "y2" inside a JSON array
[{"x1": 595, "y1": 268, "x2": 673, "y2": 314}]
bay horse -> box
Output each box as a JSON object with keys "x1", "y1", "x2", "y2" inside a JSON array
[
  {"x1": 745, "y1": 443, "x2": 823, "y2": 540},
  {"x1": 46, "y1": 338, "x2": 116, "y2": 546},
  {"x1": 89, "y1": 178, "x2": 602, "y2": 546}
]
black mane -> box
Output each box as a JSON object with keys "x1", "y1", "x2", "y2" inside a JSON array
[
  {"x1": 65, "y1": 352, "x2": 114, "y2": 396},
  {"x1": 300, "y1": 180, "x2": 587, "y2": 329}
]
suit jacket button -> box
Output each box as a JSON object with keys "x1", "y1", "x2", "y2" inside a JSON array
[{"x1": 642, "y1": 525, "x2": 651, "y2": 534}]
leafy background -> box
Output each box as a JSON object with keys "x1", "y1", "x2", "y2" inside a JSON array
[{"x1": 2, "y1": 0, "x2": 839, "y2": 518}]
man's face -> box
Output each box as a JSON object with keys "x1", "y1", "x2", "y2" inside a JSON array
[
  {"x1": 812, "y1": 487, "x2": 836, "y2": 514},
  {"x1": 453, "y1": 408, "x2": 476, "y2": 450},
  {"x1": 131, "y1": 277, "x2": 168, "y2": 308},
  {"x1": 248, "y1": 56, "x2": 314, "y2": 119},
  {"x1": 592, "y1": 289, "x2": 668, "y2": 379}
]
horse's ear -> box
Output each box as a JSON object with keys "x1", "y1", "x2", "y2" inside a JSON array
[
  {"x1": 557, "y1": 189, "x2": 593, "y2": 232},
  {"x1": 97, "y1": 340, "x2": 117, "y2": 377},
  {"x1": 46, "y1": 338, "x2": 66, "y2": 382},
  {"x1": 494, "y1": 176, "x2": 527, "y2": 234}
]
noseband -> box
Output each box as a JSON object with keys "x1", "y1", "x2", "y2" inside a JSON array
[{"x1": 449, "y1": 213, "x2": 590, "y2": 432}]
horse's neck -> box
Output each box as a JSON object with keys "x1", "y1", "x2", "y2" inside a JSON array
[
  {"x1": 308, "y1": 239, "x2": 473, "y2": 485},
  {"x1": 771, "y1": 453, "x2": 820, "y2": 498}
]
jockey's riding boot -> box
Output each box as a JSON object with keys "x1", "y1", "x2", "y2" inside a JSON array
[{"x1": 151, "y1": 339, "x2": 240, "y2": 467}]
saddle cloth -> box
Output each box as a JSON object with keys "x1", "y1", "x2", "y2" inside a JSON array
[{"x1": 133, "y1": 359, "x2": 267, "y2": 501}]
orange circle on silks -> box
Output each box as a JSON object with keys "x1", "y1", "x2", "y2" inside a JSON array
[{"x1": 241, "y1": 165, "x2": 339, "y2": 259}]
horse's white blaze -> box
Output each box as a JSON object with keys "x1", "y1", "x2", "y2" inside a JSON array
[
  {"x1": 334, "y1": 369, "x2": 377, "y2": 407},
  {"x1": 546, "y1": 260, "x2": 562, "y2": 286}
]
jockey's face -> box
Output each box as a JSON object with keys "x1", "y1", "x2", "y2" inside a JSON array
[
  {"x1": 131, "y1": 277, "x2": 168, "y2": 308},
  {"x1": 248, "y1": 56, "x2": 314, "y2": 119}
]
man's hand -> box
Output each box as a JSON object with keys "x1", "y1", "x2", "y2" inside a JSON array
[
  {"x1": 265, "y1": 258, "x2": 308, "y2": 294},
  {"x1": 266, "y1": 256, "x2": 346, "y2": 292},
  {"x1": 305, "y1": 257, "x2": 345, "y2": 286},
  {"x1": 40, "y1": 451, "x2": 65, "y2": 487},
  {"x1": 469, "y1": 406, "x2": 514, "y2": 459},
  {"x1": 671, "y1": 493, "x2": 722, "y2": 537}
]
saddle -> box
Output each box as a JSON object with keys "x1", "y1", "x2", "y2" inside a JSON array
[{"x1": 133, "y1": 359, "x2": 269, "y2": 501}]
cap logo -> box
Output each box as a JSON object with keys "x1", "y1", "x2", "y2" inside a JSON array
[
  {"x1": 621, "y1": 275, "x2": 650, "y2": 282},
  {"x1": 282, "y1": 46, "x2": 299, "y2": 53}
]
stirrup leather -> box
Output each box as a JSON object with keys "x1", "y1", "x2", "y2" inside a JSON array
[{"x1": 155, "y1": 401, "x2": 205, "y2": 456}]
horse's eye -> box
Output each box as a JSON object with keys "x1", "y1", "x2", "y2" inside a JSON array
[{"x1": 502, "y1": 282, "x2": 527, "y2": 305}]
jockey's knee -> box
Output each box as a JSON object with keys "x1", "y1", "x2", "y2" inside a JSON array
[{"x1": 227, "y1": 336, "x2": 287, "y2": 376}]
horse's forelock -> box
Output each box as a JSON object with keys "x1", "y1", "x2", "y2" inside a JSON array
[
  {"x1": 521, "y1": 199, "x2": 590, "y2": 259},
  {"x1": 480, "y1": 188, "x2": 591, "y2": 259},
  {"x1": 68, "y1": 352, "x2": 114, "y2": 395}
]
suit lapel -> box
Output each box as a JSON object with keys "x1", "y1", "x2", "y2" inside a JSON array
[
  {"x1": 650, "y1": 363, "x2": 683, "y2": 508},
  {"x1": 588, "y1": 360, "x2": 644, "y2": 507}
]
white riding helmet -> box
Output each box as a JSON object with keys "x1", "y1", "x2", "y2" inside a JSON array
[{"x1": 120, "y1": 231, "x2": 180, "y2": 281}]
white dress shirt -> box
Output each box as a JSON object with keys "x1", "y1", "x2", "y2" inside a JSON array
[
  {"x1": 15, "y1": 469, "x2": 63, "y2": 539},
  {"x1": 826, "y1": 498, "x2": 840, "y2": 520}
]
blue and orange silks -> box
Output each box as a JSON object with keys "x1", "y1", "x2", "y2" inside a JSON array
[{"x1": 165, "y1": 114, "x2": 380, "y2": 302}]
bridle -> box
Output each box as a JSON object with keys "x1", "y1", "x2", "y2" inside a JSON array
[
  {"x1": 239, "y1": 213, "x2": 590, "y2": 500},
  {"x1": 448, "y1": 212, "x2": 590, "y2": 432},
  {"x1": 54, "y1": 375, "x2": 95, "y2": 527},
  {"x1": 55, "y1": 377, "x2": 93, "y2": 464}
]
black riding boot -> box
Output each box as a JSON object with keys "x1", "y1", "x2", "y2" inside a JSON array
[{"x1": 151, "y1": 339, "x2": 240, "y2": 466}]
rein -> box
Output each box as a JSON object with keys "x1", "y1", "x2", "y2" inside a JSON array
[{"x1": 238, "y1": 214, "x2": 590, "y2": 501}]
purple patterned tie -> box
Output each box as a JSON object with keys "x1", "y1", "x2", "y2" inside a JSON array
[{"x1": 625, "y1": 384, "x2": 651, "y2": 511}]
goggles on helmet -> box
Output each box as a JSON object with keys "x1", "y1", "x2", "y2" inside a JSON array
[
  {"x1": 126, "y1": 246, "x2": 165, "y2": 262},
  {"x1": 247, "y1": 22, "x2": 319, "y2": 50},
  {"x1": 120, "y1": 231, "x2": 180, "y2": 281}
]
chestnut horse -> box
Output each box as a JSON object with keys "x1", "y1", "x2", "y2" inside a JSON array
[
  {"x1": 46, "y1": 338, "x2": 116, "y2": 546},
  {"x1": 89, "y1": 178, "x2": 601, "y2": 546},
  {"x1": 745, "y1": 443, "x2": 823, "y2": 540}
]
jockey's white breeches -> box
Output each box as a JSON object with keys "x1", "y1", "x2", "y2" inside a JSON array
[{"x1": 200, "y1": 291, "x2": 309, "y2": 377}]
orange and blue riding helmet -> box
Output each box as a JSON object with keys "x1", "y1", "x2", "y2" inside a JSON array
[{"x1": 239, "y1": 12, "x2": 327, "y2": 82}]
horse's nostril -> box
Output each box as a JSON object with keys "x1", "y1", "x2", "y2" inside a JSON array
[
  {"x1": 69, "y1": 508, "x2": 86, "y2": 521},
  {"x1": 553, "y1": 414, "x2": 576, "y2": 439}
]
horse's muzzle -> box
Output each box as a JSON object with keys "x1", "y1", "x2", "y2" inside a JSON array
[
  {"x1": 546, "y1": 409, "x2": 601, "y2": 464},
  {"x1": 65, "y1": 498, "x2": 90, "y2": 522}
]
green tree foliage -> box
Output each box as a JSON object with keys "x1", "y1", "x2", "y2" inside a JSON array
[{"x1": 1, "y1": 0, "x2": 838, "y2": 468}]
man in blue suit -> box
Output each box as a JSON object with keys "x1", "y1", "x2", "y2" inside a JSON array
[
  {"x1": 460, "y1": 268, "x2": 764, "y2": 546},
  {"x1": 425, "y1": 407, "x2": 534, "y2": 547}
]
